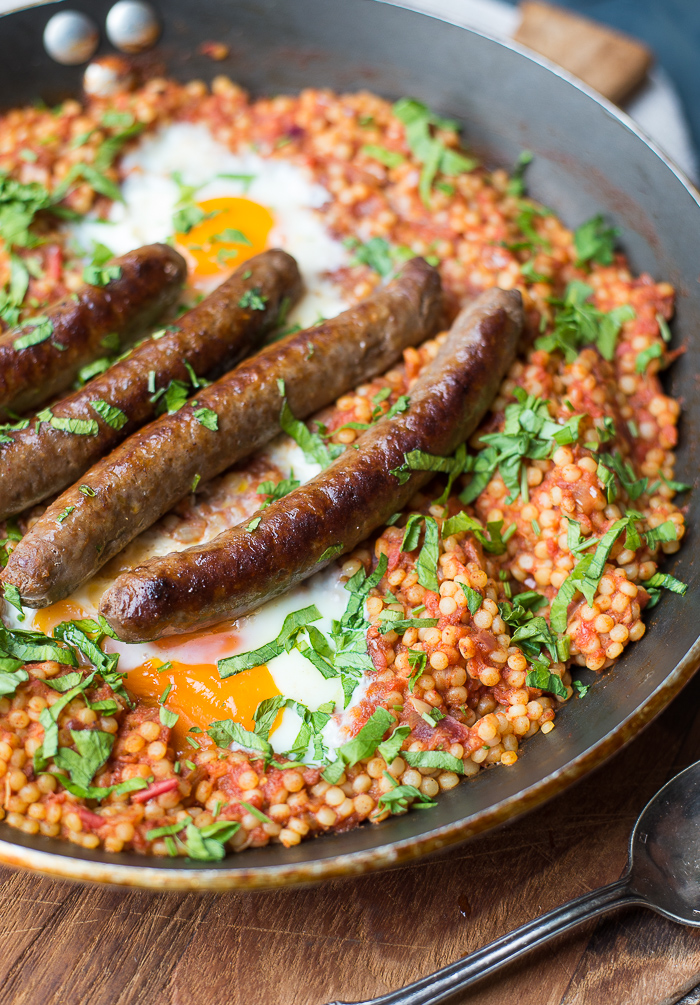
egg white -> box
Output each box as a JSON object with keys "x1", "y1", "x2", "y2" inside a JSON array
[
  {"x1": 69, "y1": 121, "x2": 350, "y2": 328},
  {"x1": 3, "y1": 436, "x2": 363, "y2": 763},
  {"x1": 1, "y1": 123, "x2": 373, "y2": 762}
]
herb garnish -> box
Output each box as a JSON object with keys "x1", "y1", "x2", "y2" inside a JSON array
[
  {"x1": 393, "y1": 98, "x2": 478, "y2": 206},
  {"x1": 361, "y1": 144, "x2": 405, "y2": 169},
  {"x1": 90, "y1": 399, "x2": 128, "y2": 430},
  {"x1": 377, "y1": 772, "x2": 437, "y2": 813},
  {"x1": 278, "y1": 381, "x2": 345, "y2": 468},
  {"x1": 399, "y1": 513, "x2": 440, "y2": 591},
  {"x1": 573, "y1": 214, "x2": 619, "y2": 267},
  {"x1": 344, "y1": 236, "x2": 414, "y2": 277},
  {"x1": 535, "y1": 281, "x2": 635, "y2": 362},
  {"x1": 322, "y1": 706, "x2": 393, "y2": 782},
  {"x1": 238, "y1": 287, "x2": 268, "y2": 311}
]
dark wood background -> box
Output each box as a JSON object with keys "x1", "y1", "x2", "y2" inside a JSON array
[{"x1": 2, "y1": 672, "x2": 700, "y2": 1005}]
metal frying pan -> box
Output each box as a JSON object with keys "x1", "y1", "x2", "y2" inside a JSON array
[{"x1": 0, "y1": 0, "x2": 698, "y2": 891}]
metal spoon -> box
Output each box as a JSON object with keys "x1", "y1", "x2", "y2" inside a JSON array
[{"x1": 329, "y1": 759, "x2": 700, "y2": 1005}]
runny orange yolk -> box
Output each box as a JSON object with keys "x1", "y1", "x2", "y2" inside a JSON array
[
  {"x1": 125, "y1": 659, "x2": 281, "y2": 756},
  {"x1": 34, "y1": 600, "x2": 89, "y2": 635},
  {"x1": 175, "y1": 196, "x2": 274, "y2": 279},
  {"x1": 33, "y1": 601, "x2": 282, "y2": 758}
]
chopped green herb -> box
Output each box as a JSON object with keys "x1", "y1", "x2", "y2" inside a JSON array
[
  {"x1": 535, "y1": 281, "x2": 634, "y2": 362},
  {"x1": 182, "y1": 820, "x2": 240, "y2": 861},
  {"x1": 403, "y1": 750, "x2": 464, "y2": 774},
  {"x1": 90, "y1": 399, "x2": 128, "y2": 430},
  {"x1": 13, "y1": 315, "x2": 53, "y2": 350},
  {"x1": 3, "y1": 582, "x2": 24, "y2": 620},
  {"x1": 279, "y1": 394, "x2": 344, "y2": 468},
  {"x1": 573, "y1": 214, "x2": 619, "y2": 267},
  {"x1": 154, "y1": 379, "x2": 190, "y2": 415},
  {"x1": 377, "y1": 612, "x2": 439, "y2": 634},
  {"x1": 393, "y1": 97, "x2": 477, "y2": 206},
  {"x1": 83, "y1": 262, "x2": 121, "y2": 287},
  {"x1": 441, "y1": 510, "x2": 509, "y2": 555},
  {"x1": 239, "y1": 801, "x2": 273, "y2": 824},
  {"x1": 642, "y1": 571, "x2": 687, "y2": 608},
  {"x1": 377, "y1": 725, "x2": 411, "y2": 763},
  {"x1": 322, "y1": 706, "x2": 393, "y2": 782},
  {"x1": 160, "y1": 706, "x2": 179, "y2": 728},
  {"x1": 238, "y1": 287, "x2": 268, "y2": 311},
  {"x1": 526, "y1": 666, "x2": 567, "y2": 698},
  {"x1": 76, "y1": 357, "x2": 113, "y2": 385},
  {"x1": 459, "y1": 584, "x2": 482, "y2": 616},
  {"x1": 506, "y1": 149, "x2": 533, "y2": 196},
  {"x1": 344, "y1": 235, "x2": 414, "y2": 278},
  {"x1": 377, "y1": 772, "x2": 436, "y2": 813},
  {"x1": 361, "y1": 144, "x2": 405, "y2": 168},
  {"x1": 56, "y1": 505, "x2": 75, "y2": 524},
  {"x1": 656, "y1": 312, "x2": 672, "y2": 343},
  {"x1": 35, "y1": 409, "x2": 99, "y2": 437},
  {"x1": 407, "y1": 650, "x2": 427, "y2": 692},
  {"x1": 257, "y1": 477, "x2": 300, "y2": 508},
  {"x1": 192, "y1": 405, "x2": 218, "y2": 430},
  {"x1": 54, "y1": 728, "x2": 114, "y2": 796},
  {"x1": 635, "y1": 342, "x2": 663, "y2": 374},
  {"x1": 421, "y1": 707, "x2": 446, "y2": 727},
  {"x1": 218, "y1": 605, "x2": 322, "y2": 678},
  {"x1": 319, "y1": 544, "x2": 344, "y2": 563},
  {"x1": 213, "y1": 227, "x2": 251, "y2": 245}
]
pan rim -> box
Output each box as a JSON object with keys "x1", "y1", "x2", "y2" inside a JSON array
[{"x1": 0, "y1": 0, "x2": 699, "y2": 890}]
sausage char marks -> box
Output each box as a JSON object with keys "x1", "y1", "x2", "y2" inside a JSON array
[
  {"x1": 0, "y1": 249, "x2": 302, "y2": 518},
  {"x1": 0, "y1": 243, "x2": 187, "y2": 416},
  {"x1": 100, "y1": 288, "x2": 523, "y2": 640},
  {"x1": 3, "y1": 257, "x2": 443, "y2": 607}
]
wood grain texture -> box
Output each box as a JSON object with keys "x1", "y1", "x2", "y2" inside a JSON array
[
  {"x1": 514, "y1": 0, "x2": 653, "y2": 104},
  {"x1": 2, "y1": 674, "x2": 700, "y2": 1005}
]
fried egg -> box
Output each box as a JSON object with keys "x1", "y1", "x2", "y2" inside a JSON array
[
  {"x1": 69, "y1": 121, "x2": 350, "y2": 327},
  {"x1": 20, "y1": 562, "x2": 360, "y2": 761},
  {"x1": 8, "y1": 437, "x2": 364, "y2": 762},
  {"x1": 5, "y1": 123, "x2": 370, "y2": 762}
]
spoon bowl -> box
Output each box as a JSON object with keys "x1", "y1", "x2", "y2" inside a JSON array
[
  {"x1": 332, "y1": 760, "x2": 700, "y2": 1005},
  {"x1": 629, "y1": 760, "x2": 700, "y2": 926}
]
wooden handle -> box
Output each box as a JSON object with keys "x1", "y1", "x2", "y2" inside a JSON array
[{"x1": 513, "y1": 0, "x2": 653, "y2": 105}]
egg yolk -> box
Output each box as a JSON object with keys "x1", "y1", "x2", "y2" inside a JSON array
[
  {"x1": 175, "y1": 196, "x2": 274, "y2": 279},
  {"x1": 34, "y1": 600, "x2": 90, "y2": 635},
  {"x1": 32, "y1": 599, "x2": 282, "y2": 759},
  {"x1": 125, "y1": 659, "x2": 282, "y2": 757}
]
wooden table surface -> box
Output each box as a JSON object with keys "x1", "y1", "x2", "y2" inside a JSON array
[{"x1": 3, "y1": 674, "x2": 700, "y2": 1005}]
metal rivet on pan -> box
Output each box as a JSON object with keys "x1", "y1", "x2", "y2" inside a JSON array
[
  {"x1": 84, "y1": 56, "x2": 135, "y2": 98},
  {"x1": 105, "y1": 1, "x2": 160, "y2": 53},
  {"x1": 43, "y1": 10, "x2": 99, "y2": 65}
]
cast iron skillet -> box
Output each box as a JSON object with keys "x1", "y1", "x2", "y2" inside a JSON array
[{"x1": 0, "y1": 0, "x2": 698, "y2": 891}]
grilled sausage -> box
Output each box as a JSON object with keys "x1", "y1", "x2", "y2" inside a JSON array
[
  {"x1": 0, "y1": 243, "x2": 186, "y2": 416},
  {"x1": 0, "y1": 250, "x2": 302, "y2": 518},
  {"x1": 3, "y1": 257, "x2": 443, "y2": 607},
  {"x1": 99, "y1": 288, "x2": 523, "y2": 641}
]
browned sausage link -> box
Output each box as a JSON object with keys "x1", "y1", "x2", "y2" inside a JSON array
[
  {"x1": 0, "y1": 250, "x2": 302, "y2": 518},
  {"x1": 99, "y1": 288, "x2": 523, "y2": 641},
  {"x1": 0, "y1": 243, "x2": 186, "y2": 416},
  {"x1": 3, "y1": 257, "x2": 442, "y2": 607}
]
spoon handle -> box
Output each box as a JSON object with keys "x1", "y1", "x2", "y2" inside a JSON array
[{"x1": 331, "y1": 875, "x2": 641, "y2": 1005}]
